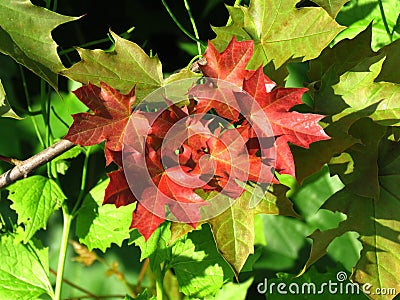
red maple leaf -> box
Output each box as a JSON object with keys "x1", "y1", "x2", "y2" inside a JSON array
[
  {"x1": 242, "y1": 68, "x2": 330, "y2": 176},
  {"x1": 191, "y1": 39, "x2": 330, "y2": 178},
  {"x1": 200, "y1": 37, "x2": 253, "y2": 86},
  {"x1": 193, "y1": 37, "x2": 254, "y2": 120},
  {"x1": 64, "y1": 82, "x2": 136, "y2": 165},
  {"x1": 65, "y1": 37, "x2": 331, "y2": 241},
  {"x1": 104, "y1": 169, "x2": 136, "y2": 207}
]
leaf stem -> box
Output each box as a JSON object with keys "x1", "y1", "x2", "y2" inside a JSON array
[
  {"x1": 183, "y1": 0, "x2": 202, "y2": 56},
  {"x1": 226, "y1": 0, "x2": 243, "y2": 26},
  {"x1": 154, "y1": 263, "x2": 164, "y2": 300},
  {"x1": 19, "y1": 66, "x2": 45, "y2": 148},
  {"x1": 58, "y1": 27, "x2": 135, "y2": 56},
  {"x1": 136, "y1": 258, "x2": 150, "y2": 291},
  {"x1": 54, "y1": 207, "x2": 73, "y2": 300},
  {"x1": 161, "y1": 0, "x2": 206, "y2": 46},
  {"x1": 40, "y1": 80, "x2": 52, "y2": 177},
  {"x1": 51, "y1": 106, "x2": 70, "y2": 129},
  {"x1": 377, "y1": 0, "x2": 393, "y2": 42},
  {"x1": 186, "y1": 54, "x2": 203, "y2": 71},
  {"x1": 50, "y1": 268, "x2": 98, "y2": 298},
  {"x1": 52, "y1": 0, "x2": 58, "y2": 11},
  {"x1": 72, "y1": 147, "x2": 91, "y2": 217}
]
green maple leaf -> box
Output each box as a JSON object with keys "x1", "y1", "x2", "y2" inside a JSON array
[
  {"x1": 169, "y1": 225, "x2": 234, "y2": 298},
  {"x1": 303, "y1": 122, "x2": 400, "y2": 300},
  {"x1": 212, "y1": 0, "x2": 344, "y2": 69},
  {"x1": 63, "y1": 31, "x2": 163, "y2": 101},
  {"x1": 207, "y1": 183, "x2": 297, "y2": 275},
  {"x1": 0, "y1": 0, "x2": 78, "y2": 89},
  {"x1": 332, "y1": 55, "x2": 400, "y2": 126}
]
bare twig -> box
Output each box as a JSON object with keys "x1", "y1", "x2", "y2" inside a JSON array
[
  {"x1": 0, "y1": 155, "x2": 21, "y2": 165},
  {"x1": 0, "y1": 139, "x2": 75, "y2": 189},
  {"x1": 136, "y1": 258, "x2": 150, "y2": 291},
  {"x1": 50, "y1": 268, "x2": 98, "y2": 298}
]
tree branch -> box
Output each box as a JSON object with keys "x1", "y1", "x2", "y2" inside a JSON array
[{"x1": 0, "y1": 139, "x2": 75, "y2": 189}]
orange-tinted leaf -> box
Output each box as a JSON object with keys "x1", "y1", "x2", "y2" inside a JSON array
[{"x1": 65, "y1": 82, "x2": 136, "y2": 157}]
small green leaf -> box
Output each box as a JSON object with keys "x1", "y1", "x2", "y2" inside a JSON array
[
  {"x1": 63, "y1": 31, "x2": 163, "y2": 100},
  {"x1": 0, "y1": 0, "x2": 78, "y2": 89},
  {"x1": 170, "y1": 225, "x2": 234, "y2": 298},
  {"x1": 332, "y1": 55, "x2": 400, "y2": 126},
  {"x1": 76, "y1": 179, "x2": 136, "y2": 252},
  {"x1": 207, "y1": 191, "x2": 255, "y2": 275},
  {"x1": 212, "y1": 0, "x2": 344, "y2": 69},
  {"x1": 129, "y1": 222, "x2": 171, "y2": 270},
  {"x1": 205, "y1": 277, "x2": 253, "y2": 300},
  {"x1": 52, "y1": 146, "x2": 83, "y2": 176},
  {"x1": 206, "y1": 183, "x2": 297, "y2": 275},
  {"x1": 53, "y1": 145, "x2": 83, "y2": 162},
  {"x1": 334, "y1": 0, "x2": 400, "y2": 50},
  {"x1": 128, "y1": 289, "x2": 156, "y2": 300},
  {"x1": 0, "y1": 235, "x2": 54, "y2": 299},
  {"x1": 7, "y1": 176, "x2": 66, "y2": 243},
  {"x1": 0, "y1": 79, "x2": 21, "y2": 119}
]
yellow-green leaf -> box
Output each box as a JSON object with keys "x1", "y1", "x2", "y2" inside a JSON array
[
  {"x1": 212, "y1": 0, "x2": 345, "y2": 69},
  {"x1": 0, "y1": 79, "x2": 21, "y2": 119},
  {"x1": 63, "y1": 31, "x2": 163, "y2": 101},
  {"x1": 0, "y1": 0, "x2": 78, "y2": 89}
]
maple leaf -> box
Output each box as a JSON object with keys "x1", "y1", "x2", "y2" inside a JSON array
[
  {"x1": 104, "y1": 169, "x2": 136, "y2": 207},
  {"x1": 64, "y1": 82, "x2": 136, "y2": 165},
  {"x1": 242, "y1": 68, "x2": 330, "y2": 176},
  {"x1": 193, "y1": 37, "x2": 254, "y2": 121},
  {"x1": 211, "y1": 0, "x2": 344, "y2": 69},
  {"x1": 121, "y1": 107, "x2": 212, "y2": 239},
  {"x1": 199, "y1": 127, "x2": 274, "y2": 198},
  {"x1": 192, "y1": 38, "x2": 330, "y2": 178},
  {"x1": 200, "y1": 37, "x2": 253, "y2": 87}
]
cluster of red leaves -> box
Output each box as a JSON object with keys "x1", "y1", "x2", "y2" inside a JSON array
[{"x1": 65, "y1": 37, "x2": 329, "y2": 239}]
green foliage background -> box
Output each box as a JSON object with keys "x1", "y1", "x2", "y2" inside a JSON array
[{"x1": 0, "y1": 0, "x2": 399, "y2": 299}]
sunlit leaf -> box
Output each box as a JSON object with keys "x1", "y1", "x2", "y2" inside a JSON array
[
  {"x1": 332, "y1": 56, "x2": 400, "y2": 126},
  {"x1": 63, "y1": 31, "x2": 163, "y2": 100},
  {"x1": 0, "y1": 235, "x2": 54, "y2": 299},
  {"x1": 76, "y1": 179, "x2": 136, "y2": 252},
  {"x1": 170, "y1": 225, "x2": 233, "y2": 298},
  {"x1": 334, "y1": 0, "x2": 400, "y2": 50},
  {"x1": 0, "y1": 0, "x2": 78, "y2": 89},
  {"x1": 7, "y1": 176, "x2": 65, "y2": 243},
  {"x1": 212, "y1": 0, "x2": 344, "y2": 68}
]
